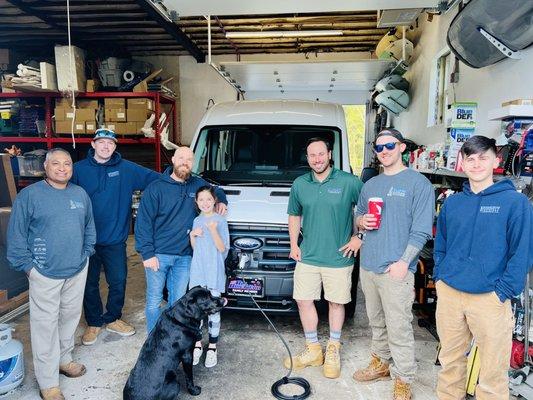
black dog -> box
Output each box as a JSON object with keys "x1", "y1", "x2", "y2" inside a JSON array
[{"x1": 123, "y1": 286, "x2": 227, "y2": 400}]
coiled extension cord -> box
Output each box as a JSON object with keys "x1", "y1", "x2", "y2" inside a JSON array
[{"x1": 249, "y1": 295, "x2": 311, "y2": 399}]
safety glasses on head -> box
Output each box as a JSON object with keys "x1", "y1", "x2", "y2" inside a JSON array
[{"x1": 373, "y1": 142, "x2": 399, "y2": 153}]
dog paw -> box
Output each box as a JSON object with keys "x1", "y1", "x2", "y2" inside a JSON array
[{"x1": 187, "y1": 385, "x2": 201, "y2": 396}]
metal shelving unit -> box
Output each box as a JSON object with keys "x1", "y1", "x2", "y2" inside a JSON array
[{"x1": 0, "y1": 91, "x2": 178, "y2": 172}]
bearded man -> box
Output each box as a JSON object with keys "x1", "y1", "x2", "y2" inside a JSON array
[{"x1": 134, "y1": 146, "x2": 227, "y2": 332}]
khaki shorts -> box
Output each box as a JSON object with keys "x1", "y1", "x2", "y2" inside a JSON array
[{"x1": 293, "y1": 262, "x2": 354, "y2": 304}]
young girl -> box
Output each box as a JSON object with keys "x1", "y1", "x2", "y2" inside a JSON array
[{"x1": 189, "y1": 186, "x2": 229, "y2": 368}]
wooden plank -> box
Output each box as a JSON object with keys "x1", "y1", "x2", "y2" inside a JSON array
[
  {"x1": 0, "y1": 291, "x2": 28, "y2": 315},
  {"x1": 0, "y1": 154, "x2": 17, "y2": 207}
]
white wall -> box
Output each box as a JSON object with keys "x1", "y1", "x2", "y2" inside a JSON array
[
  {"x1": 179, "y1": 51, "x2": 374, "y2": 144},
  {"x1": 393, "y1": 10, "x2": 533, "y2": 145}
]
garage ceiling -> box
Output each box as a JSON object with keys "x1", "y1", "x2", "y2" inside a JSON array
[
  {"x1": 0, "y1": 1, "x2": 435, "y2": 58},
  {"x1": 166, "y1": 0, "x2": 440, "y2": 17}
]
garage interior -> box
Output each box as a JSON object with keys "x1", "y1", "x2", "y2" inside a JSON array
[{"x1": 1, "y1": 0, "x2": 532, "y2": 399}]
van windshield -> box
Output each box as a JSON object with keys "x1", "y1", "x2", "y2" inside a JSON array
[{"x1": 192, "y1": 125, "x2": 341, "y2": 186}]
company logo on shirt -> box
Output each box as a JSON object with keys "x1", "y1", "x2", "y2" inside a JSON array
[
  {"x1": 189, "y1": 192, "x2": 195, "y2": 198},
  {"x1": 480, "y1": 206, "x2": 500, "y2": 214},
  {"x1": 108, "y1": 171, "x2": 120, "y2": 177},
  {"x1": 387, "y1": 187, "x2": 407, "y2": 197},
  {"x1": 327, "y1": 187, "x2": 342, "y2": 194},
  {"x1": 70, "y1": 200, "x2": 85, "y2": 210}
]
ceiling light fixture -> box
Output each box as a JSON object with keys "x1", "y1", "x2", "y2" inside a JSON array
[{"x1": 225, "y1": 30, "x2": 343, "y2": 39}]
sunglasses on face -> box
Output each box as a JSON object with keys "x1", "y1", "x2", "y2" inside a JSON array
[{"x1": 373, "y1": 142, "x2": 399, "y2": 153}]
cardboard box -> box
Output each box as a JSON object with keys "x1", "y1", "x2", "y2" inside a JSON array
[
  {"x1": 55, "y1": 121, "x2": 85, "y2": 134},
  {"x1": 78, "y1": 99, "x2": 98, "y2": 109},
  {"x1": 127, "y1": 98, "x2": 154, "y2": 111},
  {"x1": 55, "y1": 98, "x2": 73, "y2": 108},
  {"x1": 85, "y1": 121, "x2": 97, "y2": 134},
  {"x1": 104, "y1": 123, "x2": 117, "y2": 132},
  {"x1": 55, "y1": 107, "x2": 95, "y2": 122},
  {"x1": 133, "y1": 69, "x2": 162, "y2": 92},
  {"x1": 54, "y1": 45, "x2": 86, "y2": 92},
  {"x1": 127, "y1": 108, "x2": 151, "y2": 122},
  {"x1": 123, "y1": 122, "x2": 138, "y2": 134},
  {"x1": 136, "y1": 122, "x2": 145, "y2": 133},
  {"x1": 55, "y1": 99, "x2": 98, "y2": 109},
  {"x1": 86, "y1": 79, "x2": 100, "y2": 92},
  {"x1": 502, "y1": 99, "x2": 533, "y2": 107},
  {"x1": 105, "y1": 108, "x2": 126, "y2": 122},
  {"x1": 104, "y1": 98, "x2": 126, "y2": 108}
]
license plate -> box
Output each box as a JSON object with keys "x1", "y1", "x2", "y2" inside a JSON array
[{"x1": 227, "y1": 277, "x2": 264, "y2": 298}]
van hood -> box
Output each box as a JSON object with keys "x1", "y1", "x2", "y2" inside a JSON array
[{"x1": 224, "y1": 186, "x2": 290, "y2": 226}]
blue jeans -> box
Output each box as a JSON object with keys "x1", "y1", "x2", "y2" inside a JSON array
[
  {"x1": 145, "y1": 254, "x2": 191, "y2": 333},
  {"x1": 84, "y1": 243, "x2": 127, "y2": 327}
]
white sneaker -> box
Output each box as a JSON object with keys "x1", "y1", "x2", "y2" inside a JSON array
[
  {"x1": 193, "y1": 345, "x2": 203, "y2": 366},
  {"x1": 205, "y1": 348, "x2": 217, "y2": 368}
]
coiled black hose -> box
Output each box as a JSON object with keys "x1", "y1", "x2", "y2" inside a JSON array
[{"x1": 249, "y1": 295, "x2": 312, "y2": 399}]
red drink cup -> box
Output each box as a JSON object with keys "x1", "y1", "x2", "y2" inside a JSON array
[{"x1": 368, "y1": 197, "x2": 384, "y2": 229}]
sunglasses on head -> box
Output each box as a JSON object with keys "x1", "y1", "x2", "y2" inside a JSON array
[{"x1": 373, "y1": 142, "x2": 399, "y2": 153}]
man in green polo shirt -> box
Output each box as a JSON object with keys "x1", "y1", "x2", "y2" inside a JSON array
[{"x1": 284, "y1": 137, "x2": 363, "y2": 379}]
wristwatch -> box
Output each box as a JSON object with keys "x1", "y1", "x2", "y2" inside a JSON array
[{"x1": 355, "y1": 232, "x2": 364, "y2": 240}]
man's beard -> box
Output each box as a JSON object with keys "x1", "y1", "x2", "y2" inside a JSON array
[
  {"x1": 311, "y1": 163, "x2": 329, "y2": 174},
  {"x1": 174, "y1": 165, "x2": 191, "y2": 180}
]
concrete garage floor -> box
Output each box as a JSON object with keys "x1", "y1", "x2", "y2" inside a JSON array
[{"x1": 4, "y1": 238, "x2": 441, "y2": 400}]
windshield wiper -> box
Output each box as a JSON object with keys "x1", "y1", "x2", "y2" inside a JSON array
[{"x1": 193, "y1": 172, "x2": 221, "y2": 186}]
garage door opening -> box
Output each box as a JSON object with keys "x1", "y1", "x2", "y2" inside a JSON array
[{"x1": 343, "y1": 104, "x2": 366, "y2": 176}]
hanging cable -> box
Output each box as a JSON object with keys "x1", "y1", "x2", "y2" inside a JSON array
[{"x1": 66, "y1": 0, "x2": 77, "y2": 148}]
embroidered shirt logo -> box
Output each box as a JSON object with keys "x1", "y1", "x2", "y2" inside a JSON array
[
  {"x1": 387, "y1": 187, "x2": 407, "y2": 197},
  {"x1": 327, "y1": 187, "x2": 342, "y2": 194},
  {"x1": 108, "y1": 171, "x2": 120, "y2": 177},
  {"x1": 70, "y1": 200, "x2": 85, "y2": 209},
  {"x1": 480, "y1": 206, "x2": 500, "y2": 213}
]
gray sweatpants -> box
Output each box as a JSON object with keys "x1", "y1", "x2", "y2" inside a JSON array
[
  {"x1": 360, "y1": 268, "x2": 417, "y2": 382},
  {"x1": 28, "y1": 264, "x2": 88, "y2": 389}
]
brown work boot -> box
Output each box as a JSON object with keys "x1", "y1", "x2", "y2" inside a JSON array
[
  {"x1": 82, "y1": 326, "x2": 101, "y2": 346},
  {"x1": 393, "y1": 378, "x2": 412, "y2": 400},
  {"x1": 323, "y1": 340, "x2": 341, "y2": 379},
  {"x1": 39, "y1": 387, "x2": 65, "y2": 400},
  {"x1": 352, "y1": 353, "x2": 391, "y2": 382},
  {"x1": 283, "y1": 342, "x2": 323, "y2": 370},
  {"x1": 59, "y1": 362, "x2": 86, "y2": 378},
  {"x1": 106, "y1": 319, "x2": 136, "y2": 336}
]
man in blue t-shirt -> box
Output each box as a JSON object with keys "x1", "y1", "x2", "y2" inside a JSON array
[
  {"x1": 71, "y1": 129, "x2": 160, "y2": 345},
  {"x1": 434, "y1": 135, "x2": 532, "y2": 399}
]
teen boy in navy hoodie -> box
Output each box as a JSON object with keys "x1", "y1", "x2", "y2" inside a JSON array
[
  {"x1": 71, "y1": 129, "x2": 160, "y2": 345},
  {"x1": 434, "y1": 135, "x2": 532, "y2": 399},
  {"x1": 135, "y1": 146, "x2": 227, "y2": 332}
]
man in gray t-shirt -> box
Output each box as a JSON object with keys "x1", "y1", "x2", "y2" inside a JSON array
[
  {"x1": 352, "y1": 129, "x2": 434, "y2": 400},
  {"x1": 8, "y1": 148, "x2": 96, "y2": 400}
]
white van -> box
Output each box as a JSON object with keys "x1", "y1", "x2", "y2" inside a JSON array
[{"x1": 191, "y1": 99, "x2": 358, "y2": 315}]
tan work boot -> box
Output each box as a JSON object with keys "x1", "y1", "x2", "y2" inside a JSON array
[
  {"x1": 106, "y1": 319, "x2": 136, "y2": 336},
  {"x1": 283, "y1": 342, "x2": 323, "y2": 370},
  {"x1": 82, "y1": 326, "x2": 101, "y2": 346},
  {"x1": 393, "y1": 378, "x2": 412, "y2": 400},
  {"x1": 39, "y1": 387, "x2": 65, "y2": 400},
  {"x1": 59, "y1": 362, "x2": 86, "y2": 378},
  {"x1": 352, "y1": 353, "x2": 391, "y2": 382},
  {"x1": 323, "y1": 340, "x2": 341, "y2": 379}
]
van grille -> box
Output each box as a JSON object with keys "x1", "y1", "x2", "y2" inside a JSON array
[{"x1": 229, "y1": 224, "x2": 295, "y2": 271}]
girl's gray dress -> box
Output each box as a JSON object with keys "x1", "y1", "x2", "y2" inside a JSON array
[{"x1": 189, "y1": 213, "x2": 230, "y2": 293}]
